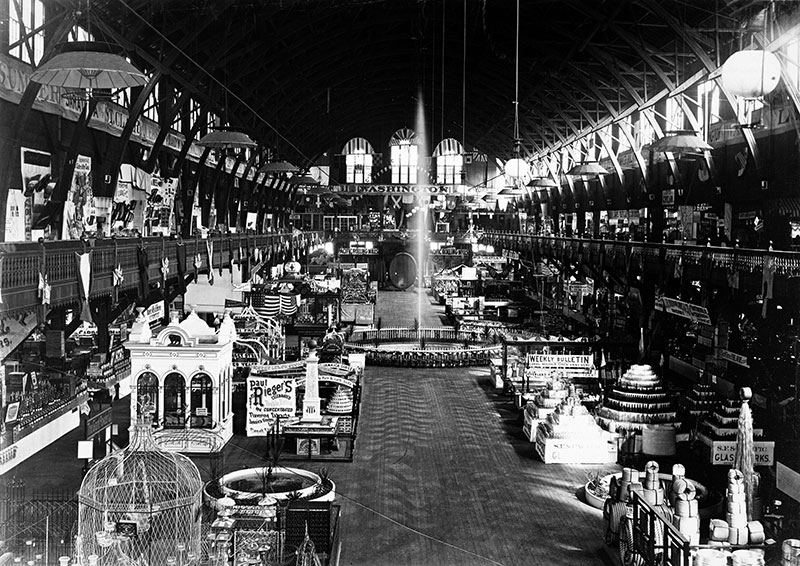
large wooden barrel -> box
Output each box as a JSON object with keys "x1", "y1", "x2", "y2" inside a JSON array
[{"x1": 389, "y1": 252, "x2": 417, "y2": 290}]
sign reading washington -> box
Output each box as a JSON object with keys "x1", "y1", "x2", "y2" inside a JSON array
[{"x1": 246, "y1": 376, "x2": 296, "y2": 436}]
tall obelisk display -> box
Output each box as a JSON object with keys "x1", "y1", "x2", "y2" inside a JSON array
[{"x1": 302, "y1": 340, "x2": 322, "y2": 423}]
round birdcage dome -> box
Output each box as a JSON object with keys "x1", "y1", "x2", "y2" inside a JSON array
[{"x1": 76, "y1": 415, "x2": 203, "y2": 566}]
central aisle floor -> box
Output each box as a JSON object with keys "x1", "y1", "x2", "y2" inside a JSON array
[{"x1": 325, "y1": 289, "x2": 613, "y2": 565}]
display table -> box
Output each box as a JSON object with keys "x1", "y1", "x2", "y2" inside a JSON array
[{"x1": 282, "y1": 416, "x2": 339, "y2": 457}]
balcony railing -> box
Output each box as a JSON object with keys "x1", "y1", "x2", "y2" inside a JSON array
[
  {"x1": 0, "y1": 231, "x2": 324, "y2": 317},
  {"x1": 480, "y1": 232, "x2": 800, "y2": 278}
]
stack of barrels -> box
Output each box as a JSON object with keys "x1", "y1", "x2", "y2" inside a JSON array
[
  {"x1": 641, "y1": 461, "x2": 665, "y2": 505},
  {"x1": 706, "y1": 469, "x2": 765, "y2": 546},
  {"x1": 670, "y1": 464, "x2": 700, "y2": 545}
]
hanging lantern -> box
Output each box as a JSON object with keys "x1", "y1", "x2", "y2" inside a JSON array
[
  {"x1": 504, "y1": 157, "x2": 530, "y2": 180},
  {"x1": 720, "y1": 50, "x2": 781, "y2": 99}
]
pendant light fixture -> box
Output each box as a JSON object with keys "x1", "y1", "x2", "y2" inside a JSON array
[
  {"x1": 527, "y1": 177, "x2": 558, "y2": 188},
  {"x1": 257, "y1": 160, "x2": 300, "y2": 175},
  {"x1": 196, "y1": 127, "x2": 257, "y2": 149},
  {"x1": 503, "y1": 0, "x2": 530, "y2": 183},
  {"x1": 567, "y1": 161, "x2": 609, "y2": 177},
  {"x1": 650, "y1": 130, "x2": 712, "y2": 154},
  {"x1": 197, "y1": 25, "x2": 257, "y2": 150},
  {"x1": 720, "y1": 49, "x2": 781, "y2": 99},
  {"x1": 30, "y1": 2, "x2": 147, "y2": 98}
]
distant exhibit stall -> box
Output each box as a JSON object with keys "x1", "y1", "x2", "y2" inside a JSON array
[
  {"x1": 339, "y1": 267, "x2": 376, "y2": 327},
  {"x1": 125, "y1": 309, "x2": 236, "y2": 453}
]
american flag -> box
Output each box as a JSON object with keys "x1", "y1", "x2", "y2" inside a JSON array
[
  {"x1": 248, "y1": 290, "x2": 300, "y2": 318},
  {"x1": 249, "y1": 290, "x2": 281, "y2": 318}
]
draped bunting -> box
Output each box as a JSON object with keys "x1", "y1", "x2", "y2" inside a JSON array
[
  {"x1": 75, "y1": 251, "x2": 93, "y2": 322},
  {"x1": 38, "y1": 270, "x2": 51, "y2": 305},
  {"x1": 206, "y1": 240, "x2": 214, "y2": 285},
  {"x1": 234, "y1": 245, "x2": 243, "y2": 285},
  {"x1": 137, "y1": 245, "x2": 149, "y2": 303},
  {"x1": 243, "y1": 237, "x2": 251, "y2": 282},
  {"x1": 176, "y1": 242, "x2": 186, "y2": 293},
  {"x1": 762, "y1": 256, "x2": 775, "y2": 318},
  {"x1": 194, "y1": 251, "x2": 201, "y2": 283},
  {"x1": 112, "y1": 263, "x2": 122, "y2": 305}
]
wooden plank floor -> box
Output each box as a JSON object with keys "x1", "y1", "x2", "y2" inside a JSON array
[{"x1": 321, "y1": 290, "x2": 618, "y2": 565}]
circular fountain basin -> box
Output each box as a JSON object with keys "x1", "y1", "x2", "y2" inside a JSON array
[{"x1": 207, "y1": 466, "x2": 335, "y2": 507}]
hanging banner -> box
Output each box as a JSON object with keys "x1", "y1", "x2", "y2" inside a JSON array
[
  {"x1": 246, "y1": 376, "x2": 296, "y2": 436},
  {"x1": 20, "y1": 148, "x2": 54, "y2": 240},
  {"x1": 62, "y1": 155, "x2": 94, "y2": 239},
  {"x1": 654, "y1": 295, "x2": 712, "y2": 325}
]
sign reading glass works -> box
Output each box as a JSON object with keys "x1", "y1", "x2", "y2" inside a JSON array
[{"x1": 246, "y1": 376, "x2": 296, "y2": 436}]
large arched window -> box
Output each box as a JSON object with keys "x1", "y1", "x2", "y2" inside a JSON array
[
  {"x1": 136, "y1": 372, "x2": 159, "y2": 419},
  {"x1": 433, "y1": 138, "x2": 464, "y2": 185},
  {"x1": 390, "y1": 129, "x2": 418, "y2": 184},
  {"x1": 342, "y1": 138, "x2": 374, "y2": 183},
  {"x1": 164, "y1": 373, "x2": 186, "y2": 429},
  {"x1": 190, "y1": 373, "x2": 214, "y2": 429}
]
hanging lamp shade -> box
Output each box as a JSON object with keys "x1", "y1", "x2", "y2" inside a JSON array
[
  {"x1": 567, "y1": 162, "x2": 609, "y2": 176},
  {"x1": 196, "y1": 128, "x2": 256, "y2": 149},
  {"x1": 527, "y1": 177, "x2": 558, "y2": 188},
  {"x1": 305, "y1": 186, "x2": 331, "y2": 196},
  {"x1": 257, "y1": 160, "x2": 300, "y2": 174},
  {"x1": 504, "y1": 157, "x2": 530, "y2": 180},
  {"x1": 30, "y1": 42, "x2": 147, "y2": 89},
  {"x1": 650, "y1": 132, "x2": 712, "y2": 153},
  {"x1": 288, "y1": 174, "x2": 319, "y2": 185},
  {"x1": 720, "y1": 50, "x2": 782, "y2": 99}
]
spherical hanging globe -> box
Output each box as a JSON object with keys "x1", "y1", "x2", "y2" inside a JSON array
[
  {"x1": 720, "y1": 50, "x2": 782, "y2": 99},
  {"x1": 504, "y1": 157, "x2": 530, "y2": 180}
]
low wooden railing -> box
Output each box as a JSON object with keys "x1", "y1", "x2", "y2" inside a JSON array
[
  {"x1": 348, "y1": 327, "x2": 486, "y2": 344},
  {"x1": 630, "y1": 491, "x2": 691, "y2": 566}
]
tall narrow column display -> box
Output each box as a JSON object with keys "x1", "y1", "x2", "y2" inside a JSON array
[{"x1": 302, "y1": 340, "x2": 322, "y2": 423}]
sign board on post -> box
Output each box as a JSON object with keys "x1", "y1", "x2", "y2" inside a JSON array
[
  {"x1": 143, "y1": 302, "x2": 165, "y2": 327},
  {"x1": 246, "y1": 376, "x2": 296, "y2": 436},
  {"x1": 706, "y1": 438, "x2": 774, "y2": 466}
]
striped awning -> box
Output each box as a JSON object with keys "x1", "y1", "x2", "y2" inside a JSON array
[
  {"x1": 775, "y1": 197, "x2": 800, "y2": 218},
  {"x1": 341, "y1": 137, "x2": 374, "y2": 155},
  {"x1": 389, "y1": 128, "x2": 417, "y2": 146},
  {"x1": 433, "y1": 137, "x2": 464, "y2": 156}
]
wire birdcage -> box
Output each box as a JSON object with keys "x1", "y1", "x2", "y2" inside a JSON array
[{"x1": 76, "y1": 405, "x2": 203, "y2": 566}]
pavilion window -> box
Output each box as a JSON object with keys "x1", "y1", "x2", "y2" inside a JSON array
[
  {"x1": 190, "y1": 373, "x2": 214, "y2": 429},
  {"x1": 136, "y1": 371, "x2": 159, "y2": 420},
  {"x1": 164, "y1": 372, "x2": 186, "y2": 429}
]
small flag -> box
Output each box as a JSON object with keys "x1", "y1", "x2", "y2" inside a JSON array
[{"x1": 113, "y1": 264, "x2": 124, "y2": 286}]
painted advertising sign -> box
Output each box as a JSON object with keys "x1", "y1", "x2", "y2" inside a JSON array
[{"x1": 246, "y1": 376, "x2": 296, "y2": 436}]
